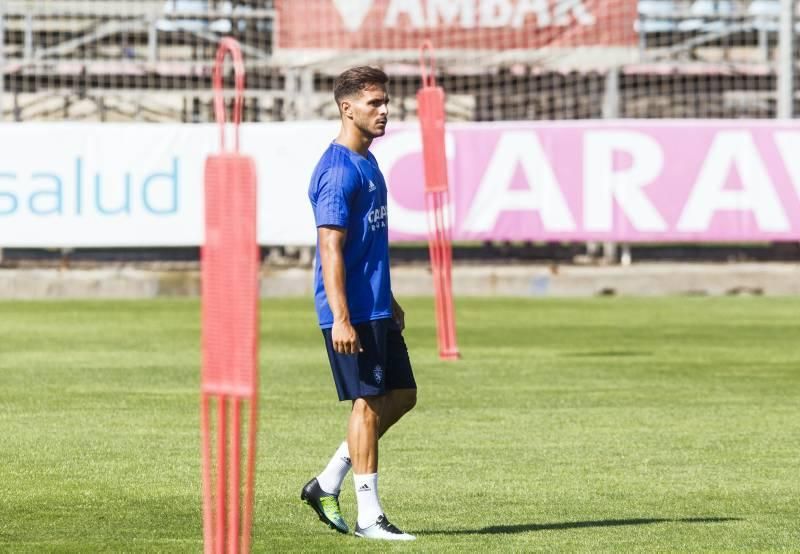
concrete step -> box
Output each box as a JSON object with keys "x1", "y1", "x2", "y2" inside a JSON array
[{"x1": 1, "y1": 263, "x2": 798, "y2": 299}]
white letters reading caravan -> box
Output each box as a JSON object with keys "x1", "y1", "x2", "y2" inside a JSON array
[
  {"x1": 677, "y1": 131, "x2": 790, "y2": 232},
  {"x1": 462, "y1": 132, "x2": 576, "y2": 232}
]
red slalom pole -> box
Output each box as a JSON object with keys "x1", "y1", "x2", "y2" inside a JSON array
[
  {"x1": 418, "y1": 41, "x2": 460, "y2": 361},
  {"x1": 241, "y1": 392, "x2": 257, "y2": 554},
  {"x1": 201, "y1": 37, "x2": 260, "y2": 554},
  {"x1": 215, "y1": 397, "x2": 226, "y2": 554},
  {"x1": 201, "y1": 396, "x2": 213, "y2": 554},
  {"x1": 228, "y1": 398, "x2": 241, "y2": 554}
]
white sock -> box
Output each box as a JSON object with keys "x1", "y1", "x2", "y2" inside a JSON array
[
  {"x1": 354, "y1": 473, "x2": 383, "y2": 528},
  {"x1": 316, "y1": 441, "x2": 351, "y2": 495}
]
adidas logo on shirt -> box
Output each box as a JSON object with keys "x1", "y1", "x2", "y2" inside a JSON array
[{"x1": 368, "y1": 180, "x2": 377, "y2": 192}]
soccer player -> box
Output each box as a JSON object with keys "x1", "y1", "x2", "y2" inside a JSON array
[{"x1": 301, "y1": 66, "x2": 417, "y2": 541}]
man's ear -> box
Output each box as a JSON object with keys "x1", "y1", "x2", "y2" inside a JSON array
[{"x1": 340, "y1": 99, "x2": 353, "y2": 120}]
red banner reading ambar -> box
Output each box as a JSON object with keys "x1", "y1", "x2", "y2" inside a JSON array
[{"x1": 276, "y1": 0, "x2": 637, "y2": 50}]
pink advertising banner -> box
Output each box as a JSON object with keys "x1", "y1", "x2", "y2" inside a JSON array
[{"x1": 377, "y1": 121, "x2": 800, "y2": 242}]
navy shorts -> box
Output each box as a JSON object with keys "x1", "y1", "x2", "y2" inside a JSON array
[{"x1": 322, "y1": 318, "x2": 417, "y2": 401}]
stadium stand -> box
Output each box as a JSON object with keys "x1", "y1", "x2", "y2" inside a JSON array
[
  {"x1": 0, "y1": 1, "x2": 797, "y2": 266},
  {"x1": 0, "y1": 0, "x2": 796, "y2": 123}
]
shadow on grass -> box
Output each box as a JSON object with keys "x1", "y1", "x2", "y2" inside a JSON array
[
  {"x1": 418, "y1": 517, "x2": 741, "y2": 536},
  {"x1": 563, "y1": 350, "x2": 651, "y2": 358}
]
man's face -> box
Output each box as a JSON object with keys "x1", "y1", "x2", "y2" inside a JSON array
[{"x1": 343, "y1": 84, "x2": 389, "y2": 139}]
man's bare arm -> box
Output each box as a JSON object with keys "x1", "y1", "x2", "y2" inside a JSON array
[{"x1": 318, "y1": 225, "x2": 362, "y2": 354}]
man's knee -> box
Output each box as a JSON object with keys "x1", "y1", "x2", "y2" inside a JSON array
[{"x1": 352, "y1": 396, "x2": 384, "y2": 423}]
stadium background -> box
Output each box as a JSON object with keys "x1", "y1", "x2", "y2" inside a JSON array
[
  {"x1": 1, "y1": 0, "x2": 799, "y2": 270},
  {"x1": 2, "y1": 2, "x2": 800, "y2": 552}
]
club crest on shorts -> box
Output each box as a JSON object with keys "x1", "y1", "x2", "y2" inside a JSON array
[{"x1": 373, "y1": 365, "x2": 383, "y2": 384}]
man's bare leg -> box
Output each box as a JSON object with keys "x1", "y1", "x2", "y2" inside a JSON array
[
  {"x1": 348, "y1": 396, "x2": 385, "y2": 530},
  {"x1": 378, "y1": 388, "x2": 417, "y2": 438},
  {"x1": 348, "y1": 396, "x2": 384, "y2": 474},
  {"x1": 348, "y1": 394, "x2": 415, "y2": 540}
]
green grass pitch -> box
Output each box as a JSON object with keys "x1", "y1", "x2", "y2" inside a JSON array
[{"x1": 0, "y1": 297, "x2": 798, "y2": 552}]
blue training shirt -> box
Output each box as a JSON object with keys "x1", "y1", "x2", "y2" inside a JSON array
[{"x1": 308, "y1": 142, "x2": 392, "y2": 329}]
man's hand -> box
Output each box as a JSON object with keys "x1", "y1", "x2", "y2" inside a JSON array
[
  {"x1": 391, "y1": 297, "x2": 405, "y2": 332},
  {"x1": 332, "y1": 320, "x2": 363, "y2": 355}
]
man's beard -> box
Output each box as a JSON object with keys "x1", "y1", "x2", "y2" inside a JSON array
[{"x1": 356, "y1": 119, "x2": 385, "y2": 139}]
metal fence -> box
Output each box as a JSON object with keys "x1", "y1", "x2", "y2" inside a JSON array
[{"x1": 0, "y1": 0, "x2": 796, "y2": 123}]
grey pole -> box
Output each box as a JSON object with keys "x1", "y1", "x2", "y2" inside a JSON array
[
  {"x1": 24, "y1": 13, "x2": 33, "y2": 61},
  {"x1": 777, "y1": 0, "x2": 794, "y2": 119},
  {"x1": 0, "y1": 1, "x2": 5, "y2": 122},
  {"x1": 0, "y1": 4, "x2": 4, "y2": 260},
  {"x1": 148, "y1": 18, "x2": 158, "y2": 63},
  {"x1": 600, "y1": 66, "x2": 626, "y2": 265},
  {"x1": 601, "y1": 66, "x2": 620, "y2": 120}
]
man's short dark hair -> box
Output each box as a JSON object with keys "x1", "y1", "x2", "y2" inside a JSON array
[{"x1": 334, "y1": 66, "x2": 388, "y2": 106}]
